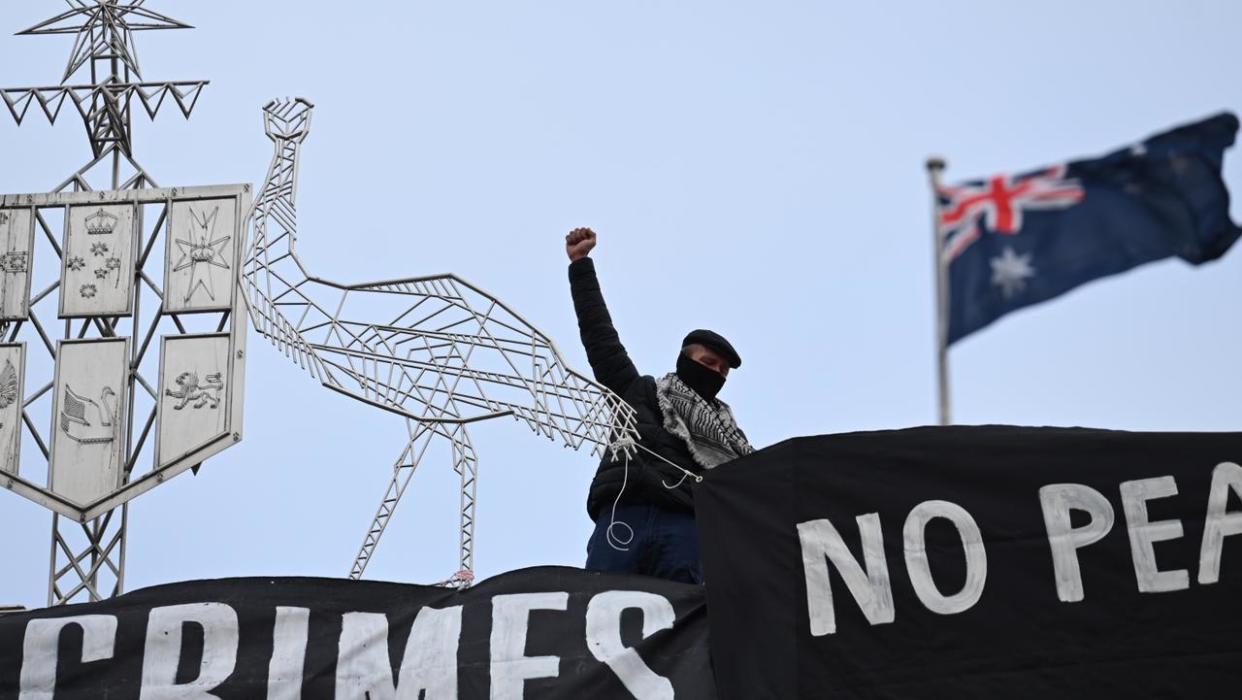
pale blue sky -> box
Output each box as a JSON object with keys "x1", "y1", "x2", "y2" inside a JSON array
[{"x1": 3, "y1": 0, "x2": 1242, "y2": 606}]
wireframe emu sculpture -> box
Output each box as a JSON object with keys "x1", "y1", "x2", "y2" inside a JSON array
[{"x1": 243, "y1": 98, "x2": 638, "y2": 584}]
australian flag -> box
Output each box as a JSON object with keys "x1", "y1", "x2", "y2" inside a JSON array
[{"x1": 941, "y1": 112, "x2": 1242, "y2": 344}]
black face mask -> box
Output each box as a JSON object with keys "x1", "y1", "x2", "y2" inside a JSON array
[{"x1": 676, "y1": 353, "x2": 726, "y2": 400}]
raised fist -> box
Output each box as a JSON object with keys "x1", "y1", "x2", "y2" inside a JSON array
[{"x1": 565, "y1": 227, "x2": 597, "y2": 261}]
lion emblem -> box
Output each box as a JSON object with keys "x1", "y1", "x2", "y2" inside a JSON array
[{"x1": 164, "y1": 370, "x2": 224, "y2": 410}]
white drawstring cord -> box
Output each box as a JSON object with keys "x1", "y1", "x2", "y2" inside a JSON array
[
  {"x1": 660, "y1": 470, "x2": 691, "y2": 490},
  {"x1": 633, "y1": 441, "x2": 703, "y2": 486},
  {"x1": 602, "y1": 435, "x2": 704, "y2": 552},
  {"x1": 605, "y1": 449, "x2": 635, "y2": 551}
]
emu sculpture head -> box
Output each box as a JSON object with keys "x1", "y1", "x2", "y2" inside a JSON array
[{"x1": 262, "y1": 97, "x2": 314, "y2": 143}]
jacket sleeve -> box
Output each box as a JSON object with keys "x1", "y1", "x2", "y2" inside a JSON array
[{"x1": 568, "y1": 257, "x2": 641, "y2": 396}]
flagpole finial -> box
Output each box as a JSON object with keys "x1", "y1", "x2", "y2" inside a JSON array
[{"x1": 926, "y1": 156, "x2": 947, "y2": 173}]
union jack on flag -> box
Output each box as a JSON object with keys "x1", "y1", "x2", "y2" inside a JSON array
[{"x1": 938, "y1": 165, "x2": 1084, "y2": 262}]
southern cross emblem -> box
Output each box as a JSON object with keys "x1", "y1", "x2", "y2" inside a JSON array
[
  {"x1": 172, "y1": 206, "x2": 230, "y2": 302},
  {"x1": 990, "y1": 247, "x2": 1035, "y2": 298}
]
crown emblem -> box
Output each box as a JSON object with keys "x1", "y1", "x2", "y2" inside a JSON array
[{"x1": 85, "y1": 208, "x2": 118, "y2": 236}]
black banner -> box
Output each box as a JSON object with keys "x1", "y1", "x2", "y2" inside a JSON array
[
  {"x1": 696, "y1": 426, "x2": 1242, "y2": 698},
  {"x1": 0, "y1": 566, "x2": 714, "y2": 699}
]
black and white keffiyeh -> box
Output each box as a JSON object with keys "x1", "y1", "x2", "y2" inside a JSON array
[{"x1": 656, "y1": 372, "x2": 754, "y2": 469}]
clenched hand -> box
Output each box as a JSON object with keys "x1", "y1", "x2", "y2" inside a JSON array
[{"x1": 565, "y1": 227, "x2": 597, "y2": 262}]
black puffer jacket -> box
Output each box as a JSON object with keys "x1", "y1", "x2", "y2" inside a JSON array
[{"x1": 569, "y1": 257, "x2": 703, "y2": 519}]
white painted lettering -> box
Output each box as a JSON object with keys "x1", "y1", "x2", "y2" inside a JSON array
[
  {"x1": 1200, "y1": 462, "x2": 1242, "y2": 585},
  {"x1": 398, "y1": 606, "x2": 462, "y2": 699},
  {"x1": 18, "y1": 614, "x2": 117, "y2": 700},
  {"x1": 490, "y1": 592, "x2": 568, "y2": 700},
  {"x1": 1120, "y1": 476, "x2": 1189, "y2": 593},
  {"x1": 335, "y1": 606, "x2": 462, "y2": 700},
  {"x1": 797, "y1": 514, "x2": 894, "y2": 636},
  {"x1": 1039, "y1": 483, "x2": 1114, "y2": 602},
  {"x1": 902, "y1": 500, "x2": 988, "y2": 615},
  {"x1": 139, "y1": 603, "x2": 239, "y2": 700},
  {"x1": 267, "y1": 606, "x2": 309, "y2": 700},
  {"x1": 585, "y1": 591, "x2": 675, "y2": 700},
  {"x1": 335, "y1": 613, "x2": 391, "y2": 700}
]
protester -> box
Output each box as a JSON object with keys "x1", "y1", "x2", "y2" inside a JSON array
[{"x1": 565, "y1": 227, "x2": 754, "y2": 584}]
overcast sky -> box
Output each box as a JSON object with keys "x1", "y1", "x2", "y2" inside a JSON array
[{"x1": 3, "y1": 0, "x2": 1242, "y2": 607}]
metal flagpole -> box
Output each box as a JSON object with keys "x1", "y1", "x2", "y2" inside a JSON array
[{"x1": 926, "y1": 157, "x2": 952, "y2": 426}]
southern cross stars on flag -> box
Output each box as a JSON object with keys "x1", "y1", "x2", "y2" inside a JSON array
[{"x1": 938, "y1": 112, "x2": 1242, "y2": 344}]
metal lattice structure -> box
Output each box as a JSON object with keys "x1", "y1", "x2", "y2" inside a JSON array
[
  {"x1": 244, "y1": 99, "x2": 638, "y2": 584},
  {"x1": 6, "y1": 1, "x2": 206, "y2": 167},
  {"x1": 0, "y1": 2, "x2": 247, "y2": 606}
]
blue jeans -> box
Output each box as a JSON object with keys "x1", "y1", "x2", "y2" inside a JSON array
[{"x1": 585, "y1": 503, "x2": 703, "y2": 584}]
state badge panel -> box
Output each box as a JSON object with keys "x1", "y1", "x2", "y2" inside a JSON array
[
  {"x1": 49, "y1": 338, "x2": 129, "y2": 506},
  {"x1": 60, "y1": 204, "x2": 138, "y2": 318},
  {"x1": 0, "y1": 207, "x2": 34, "y2": 320},
  {"x1": 164, "y1": 197, "x2": 239, "y2": 314},
  {"x1": 157, "y1": 333, "x2": 231, "y2": 468},
  {"x1": 0, "y1": 343, "x2": 25, "y2": 476}
]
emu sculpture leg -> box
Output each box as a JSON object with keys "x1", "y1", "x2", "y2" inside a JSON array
[
  {"x1": 348, "y1": 421, "x2": 438, "y2": 580},
  {"x1": 444, "y1": 425, "x2": 479, "y2": 588}
]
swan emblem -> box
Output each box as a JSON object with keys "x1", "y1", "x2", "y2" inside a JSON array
[{"x1": 59, "y1": 385, "x2": 117, "y2": 445}]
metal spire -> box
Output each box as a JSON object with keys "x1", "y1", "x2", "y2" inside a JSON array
[
  {"x1": 4, "y1": 0, "x2": 205, "y2": 165},
  {"x1": 18, "y1": 0, "x2": 193, "y2": 84}
]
